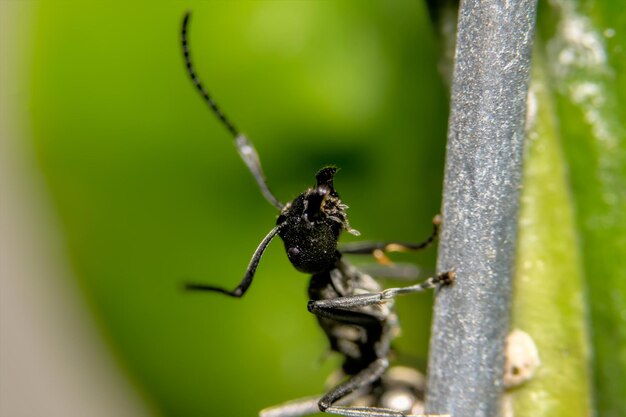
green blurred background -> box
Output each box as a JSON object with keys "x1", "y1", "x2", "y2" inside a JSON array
[
  {"x1": 13, "y1": 1, "x2": 449, "y2": 416},
  {"x1": 4, "y1": 0, "x2": 623, "y2": 416}
]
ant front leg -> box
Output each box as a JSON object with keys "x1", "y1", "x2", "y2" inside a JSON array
[{"x1": 308, "y1": 272, "x2": 455, "y2": 320}]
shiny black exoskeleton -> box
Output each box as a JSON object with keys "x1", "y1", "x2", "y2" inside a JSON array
[
  {"x1": 181, "y1": 12, "x2": 454, "y2": 417},
  {"x1": 277, "y1": 167, "x2": 359, "y2": 274}
]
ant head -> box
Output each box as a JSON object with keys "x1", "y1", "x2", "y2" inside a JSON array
[{"x1": 276, "y1": 167, "x2": 359, "y2": 274}]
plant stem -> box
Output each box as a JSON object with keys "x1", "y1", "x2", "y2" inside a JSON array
[{"x1": 425, "y1": 0, "x2": 538, "y2": 416}]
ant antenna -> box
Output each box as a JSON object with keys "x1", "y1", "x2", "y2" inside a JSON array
[
  {"x1": 182, "y1": 12, "x2": 238, "y2": 137},
  {"x1": 181, "y1": 12, "x2": 284, "y2": 210}
]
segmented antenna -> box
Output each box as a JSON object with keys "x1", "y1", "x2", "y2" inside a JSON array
[
  {"x1": 181, "y1": 12, "x2": 238, "y2": 137},
  {"x1": 181, "y1": 12, "x2": 284, "y2": 210}
]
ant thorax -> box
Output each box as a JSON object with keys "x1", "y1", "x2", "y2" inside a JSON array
[{"x1": 276, "y1": 167, "x2": 359, "y2": 274}]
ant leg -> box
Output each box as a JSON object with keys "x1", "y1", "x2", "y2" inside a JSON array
[
  {"x1": 319, "y1": 359, "x2": 450, "y2": 417},
  {"x1": 259, "y1": 395, "x2": 323, "y2": 417},
  {"x1": 325, "y1": 407, "x2": 446, "y2": 417},
  {"x1": 358, "y1": 263, "x2": 421, "y2": 281},
  {"x1": 340, "y1": 241, "x2": 431, "y2": 266},
  {"x1": 318, "y1": 360, "x2": 447, "y2": 417},
  {"x1": 305, "y1": 300, "x2": 450, "y2": 416},
  {"x1": 308, "y1": 272, "x2": 454, "y2": 315},
  {"x1": 319, "y1": 358, "x2": 388, "y2": 412},
  {"x1": 307, "y1": 300, "x2": 386, "y2": 324},
  {"x1": 324, "y1": 407, "x2": 449, "y2": 417},
  {"x1": 260, "y1": 389, "x2": 369, "y2": 417},
  {"x1": 339, "y1": 216, "x2": 441, "y2": 264},
  {"x1": 261, "y1": 365, "x2": 446, "y2": 417},
  {"x1": 184, "y1": 224, "x2": 282, "y2": 297}
]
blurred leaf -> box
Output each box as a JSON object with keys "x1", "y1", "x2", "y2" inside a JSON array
[
  {"x1": 536, "y1": 0, "x2": 626, "y2": 415},
  {"x1": 510, "y1": 47, "x2": 593, "y2": 417},
  {"x1": 510, "y1": 0, "x2": 626, "y2": 414}
]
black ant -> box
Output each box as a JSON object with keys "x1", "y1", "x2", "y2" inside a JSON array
[{"x1": 181, "y1": 12, "x2": 454, "y2": 417}]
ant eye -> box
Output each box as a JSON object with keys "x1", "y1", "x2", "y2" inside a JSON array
[{"x1": 288, "y1": 247, "x2": 300, "y2": 257}]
